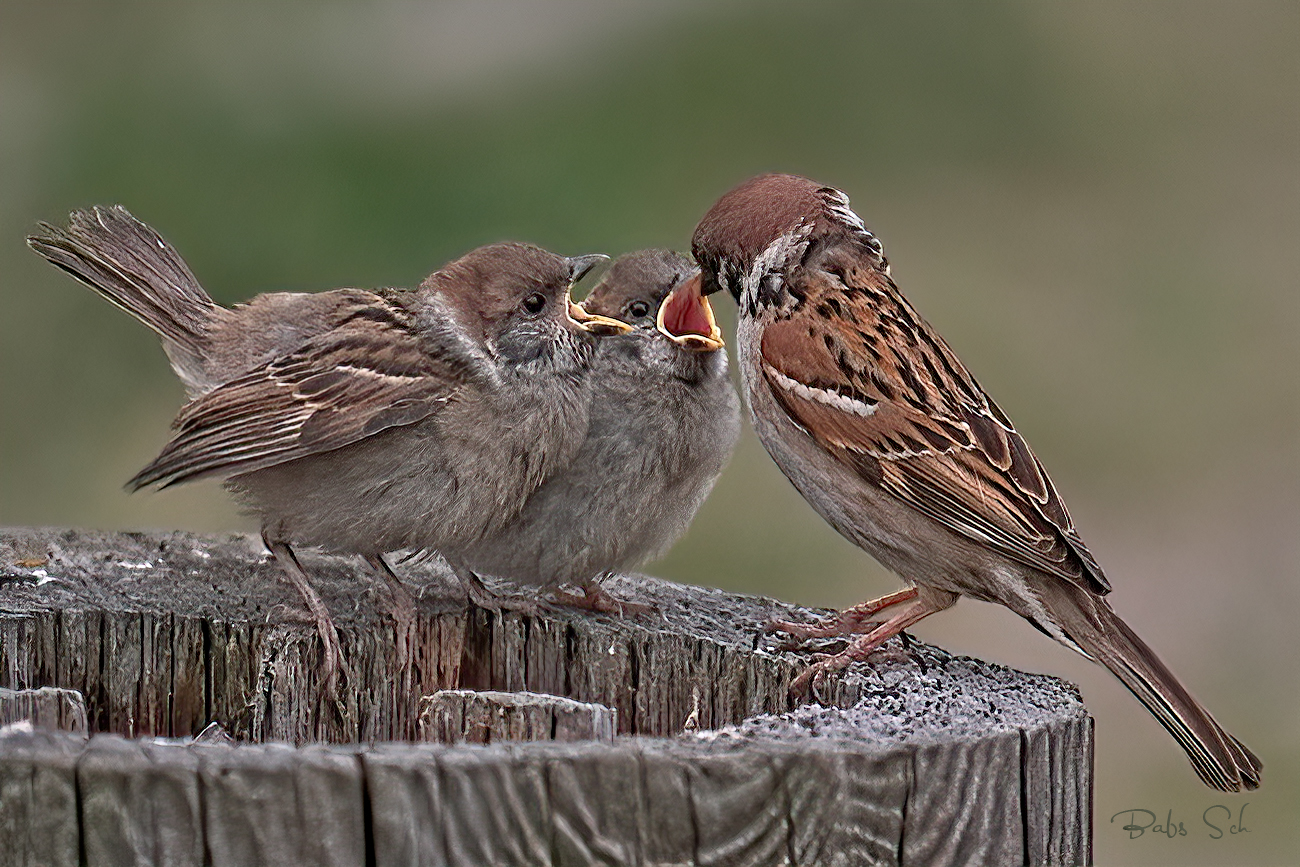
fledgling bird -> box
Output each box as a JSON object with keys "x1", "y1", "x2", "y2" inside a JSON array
[
  {"x1": 443, "y1": 250, "x2": 741, "y2": 612},
  {"x1": 690, "y1": 173, "x2": 1261, "y2": 792},
  {"x1": 28, "y1": 205, "x2": 626, "y2": 685}
]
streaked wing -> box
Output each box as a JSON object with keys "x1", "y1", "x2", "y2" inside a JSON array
[
  {"x1": 758, "y1": 259, "x2": 1108, "y2": 595},
  {"x1": 130, "y1": 293, "x2": 483, "y2": 489}
]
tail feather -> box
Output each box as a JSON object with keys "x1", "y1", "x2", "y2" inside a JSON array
[
  {"x1": 1042, "y1": 582, "x2": 1261, "y2": 791},
  {"x1": 28, "y1": 205, "x2": 220, "y2": 390}
]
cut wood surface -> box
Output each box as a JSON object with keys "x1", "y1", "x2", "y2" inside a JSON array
[{"x1": 0, "y1": 527, "x2": 1093, "y2": 866}]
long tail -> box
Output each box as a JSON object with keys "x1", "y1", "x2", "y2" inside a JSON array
[
  {"x1": 28, "y1": 205, "x2": 221, "y2": 392},
  {"x1": 1039, "y1": 580, "x2": 1262, "y2": 791}
]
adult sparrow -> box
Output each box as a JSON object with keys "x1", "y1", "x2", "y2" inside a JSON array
[
  {"x1": 444, "y1": 250, "x2": 740, "y2": 613},
  {"x1": 690, "y1": 173, "x2": 1261, "y2": 791},
  {"x1": 28, "y1": 205, "x2": 626, "y2": 686}
]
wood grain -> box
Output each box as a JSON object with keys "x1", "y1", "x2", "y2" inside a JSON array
[{"x1": 0, "y1": 527, "x2": 1093, "y2": 865}]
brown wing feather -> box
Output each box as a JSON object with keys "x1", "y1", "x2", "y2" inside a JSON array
[
  {"x1": 759, "y1": 263, "x2": 1108, "y2": 595},
  {"x1": 129, "y1": 294, "x2": 481, "y2": 489}
]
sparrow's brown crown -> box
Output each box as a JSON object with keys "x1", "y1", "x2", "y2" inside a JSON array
[
  {"x1": 691, "y1": 173, "x2": 886, "y2": 301},
  {"x1": 420, "y1": 242, "x2": 607, "y2": 343}
]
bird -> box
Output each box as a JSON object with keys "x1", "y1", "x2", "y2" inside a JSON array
[
  {"x1": 28, "y1": 205, "x2": 627, "y2": 687},
  {"x1": 443, "y1": 249, "x2": 741, "y2": 613},
  {"x1": 689, "y1": 173, "x2": 1262, "y2": 792}
]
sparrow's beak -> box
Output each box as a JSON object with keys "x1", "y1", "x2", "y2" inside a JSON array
[
  {"x1": 697, "y1": 267, "x2": 724, "y2": 298},
  {"x1": 568, "y1": 300, "x2": 631, "y2": 335},
  {"x1": 563, "y1": 254, "x2": 627, "y2": 334},
  {"x1": 566, "y1": 254, "x2": 609, "y2": 284},
  {"x1": 656, "y1": 271, "x2": 724, "y2": 351}
]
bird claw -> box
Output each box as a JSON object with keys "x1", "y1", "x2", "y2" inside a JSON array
[
  {"x1": 451, "y1": 568, "x2": 538, "y2": 615},
  {"x1": 472, "y1": 590, "x2": 542, "y2": 617},
  {"x1": 549, "y1": 583, "x2": 654, "y2": 618},
  {"x1": 766, "y1": 615, "x2": 843, "y2": 641},
  {"x1": 766, "y1": 632, "x2": 845, "y2": 655},
  {"x1": 768, "y1": 589, "x2": 920, "y2": 648},
  {"x1": 788, "y1": 663, "x2": 820, "y2": 697},
  {"x1": 789, "y1": 635, "x2": 899, "y2": 698}
]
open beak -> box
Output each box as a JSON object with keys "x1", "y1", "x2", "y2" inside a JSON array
[
  {"x1": 568, "y1": 299, "x2": 631, "y2": 335},
  {"x1": 566, "y1": 253, "x2": 609, "y2": 284},
  {"x1": 564, "y1": 253, "x2": 628, "y2": 334},
  {"x1": 656, "y1": 271, "x2": 724, "y2": 351}
]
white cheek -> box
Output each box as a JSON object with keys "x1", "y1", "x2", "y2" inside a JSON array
[{"x1": 747, "y1": 225, "x2": 813, "y2": 294}]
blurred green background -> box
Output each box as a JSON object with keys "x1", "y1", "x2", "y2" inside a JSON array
[{"x1": 2, "y1": 1, "x2": 1296, "y2": 862}]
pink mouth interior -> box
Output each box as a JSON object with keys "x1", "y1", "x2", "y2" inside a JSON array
[{"x1": 661, "y1": 283, "x2": 713, "y2": 338}]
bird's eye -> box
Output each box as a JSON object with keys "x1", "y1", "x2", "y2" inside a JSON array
[
  {"x1": 521, "y1": 292, "x2": 546, "y2": 315},
  {"x1": 626, "y1": 300, "x2": 651, "y2": 319}
]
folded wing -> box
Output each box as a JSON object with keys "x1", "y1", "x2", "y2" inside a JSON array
[
  {"x1": 759, "y1": 263, "x2": 1108, "y2": 596},
  {"x1": 130, "y1": 294, "x2": 483, "y2": 489}
]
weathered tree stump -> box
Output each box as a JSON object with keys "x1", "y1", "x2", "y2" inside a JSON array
[
  {"x1": 419, "y1": 689, "x2": 618, "y2": 744},
  {"x1": 0, "y1": 527, "x2": 1092, "y2": 866},
  {"x1": 0, "y1": 686, "x2": 86, "y2": 734}
]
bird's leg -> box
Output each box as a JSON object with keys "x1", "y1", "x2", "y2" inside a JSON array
[
  {"x1": 549, "y1": 573, "x2": 653, "y2": 617},
  {"x1": 262, "y1": 531, "x2": 342, "y2": 692},
  {"x1": 365, "y1": 553, "x2": 416, "y2": 628},
  {"x1": 767, "y1": 587, "x2": 919, "y2": 641},
  {"x1": 450, "y1": 564, "x2": 540, "y2": 615},
  {"x1": 789, "y1": 586, "x2": 958, "y2": 696},
  {"x1": 365, "y1": 554, "x2": 417, "y2": 690},
  {"x1": 451, "y1": 564, "x2": 501, "y2": 609}
]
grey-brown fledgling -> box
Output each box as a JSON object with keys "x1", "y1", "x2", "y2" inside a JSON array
[
  {"x1": 690, "y1": 173, "x2": 1261, "y2": 792},
  {"x1": 28, "y1": 205, "x2": 625, "y2": 686},
  {"x1": 444, "y1": 250, "x2": 740, "y2": 613}
]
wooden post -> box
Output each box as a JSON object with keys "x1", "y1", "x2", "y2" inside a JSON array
[
  {"x1": 0, "y1": 686, "x2": 86, "y2": 734},
  {"x1": 418, "y1": 689, "x2": 618, "y2": 744},
  {"x1": 0, "y1": 527, "x2": 1092, "y2": 866}
]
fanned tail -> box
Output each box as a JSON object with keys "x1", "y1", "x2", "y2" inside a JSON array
[{"x1": 28, "y1": 205, "x2": 221, "y2": 392}]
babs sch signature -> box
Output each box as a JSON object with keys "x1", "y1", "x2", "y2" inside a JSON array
[{"x1": 1110, "y1": 804, "x2": 1251, "y2": 840}]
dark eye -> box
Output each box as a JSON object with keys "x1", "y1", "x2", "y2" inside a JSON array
[
  {"x1": 522, "y1": 292, "x2": 546, "y2": 315},
  {"x1": 626, "y1": 300, "x2": 651, "y2": 319}
]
